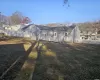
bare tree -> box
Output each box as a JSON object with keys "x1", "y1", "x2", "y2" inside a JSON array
[
  {"x1": 0, "y1": 12, "x2": 8, "y2": 27},
  {"x1": 10, "y1": 11, "x2": 24, "y2": 25}
]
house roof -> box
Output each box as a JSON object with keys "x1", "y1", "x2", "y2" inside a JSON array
[
  {"x1": 21, "y1": 24, "x2": 33, "y2": 31},
  {"x1": 37, "y1": 24, "x2": 75, "y2": 32},
  {"x1": 21, "y1": 24, "x2": 76, "y2": 33}
]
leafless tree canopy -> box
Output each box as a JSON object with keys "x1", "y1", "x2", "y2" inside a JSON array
[
  {"x1": 0, "y1": 11, "x2": 31, "y2": 26},
  {"x1": 10, "y1": 11, "x2": 24, "y2": 25}
]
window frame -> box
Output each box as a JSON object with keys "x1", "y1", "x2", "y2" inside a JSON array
[
  {"x1": 54, "y1": 32, "x2": 57, "y2": 37},
  {"x1": 65, "y1": 32, "x2": 68, "y2": 36}
]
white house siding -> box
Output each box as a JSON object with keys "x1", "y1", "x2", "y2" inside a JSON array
[
  {"x1": 38, "y1": 30, "x2": 65, "y2": 42},
  {"x1": 1, "y1": 24, "x2": 81, "y2": 43},
  {"x1": 67, "y1": 31, "x2": 73, "y2": 42},
  {"x1": 73, "y1": 26, "x2": 82, "y2": 42},
  {"x1": 66, "y1": 26, "x2": 81, "y2": 43},
  {"x1": 33, "y1": 25, "x2": 76, "y2": 42},
  {"x1": 4, "y1": 25, "x2": 21, "y2": 31}
]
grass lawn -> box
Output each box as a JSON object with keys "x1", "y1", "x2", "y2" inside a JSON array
[
  {"x1": 32, "y1": 41, "x2": 100, "y2": 80},
  {"x1": 0, "y1": 37, "x2": 100, "y2": 80},
  {"x1": 0, "y1": 37, "x2": 36, "y2": 80}
]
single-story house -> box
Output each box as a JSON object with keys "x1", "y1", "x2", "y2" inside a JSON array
[
  {"x1": 1, "y1": 23, "x2": 100, "y2": 43},
  {"x1": 21, "y1": 24, "x2": 81, "y2": 43}
]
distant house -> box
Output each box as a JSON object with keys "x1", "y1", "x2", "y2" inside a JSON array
[
  {"x1": 4, "y1": 25, "x2": 21, "y2": 31},
  {"x1": 21, "y1": 24, "x2": 81, "y2": 43},
  {"x1": 1, "y1": 23, "x2": 100, "y2": 43},
  {"x1": 28, "y1": 24, "x2": 100, "y2": 43},
  {"x1": 37, "y1": 25, "x2": 76, "y2": 42}
]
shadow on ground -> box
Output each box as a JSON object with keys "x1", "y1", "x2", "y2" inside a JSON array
[
  {"x1": 32, "y1": 41, "x2": 100, "y2": 80},
  {"x1": 0, "y1": 41, "x2": 36, "y2": 80}
]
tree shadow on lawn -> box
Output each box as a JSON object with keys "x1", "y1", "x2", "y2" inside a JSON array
[
  {"x1": 0, "y1": 41, "x2": 37, "y2": 80},
  {"x1": 32, "y1": 41, "x2": 100, "y2": 80}
]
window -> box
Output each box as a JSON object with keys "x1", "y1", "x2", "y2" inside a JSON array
[
  {"x1": 54, "y1": 32, "x2": 57, "y2": 36},
  {"x1": 82, "y1": 37, "x2": 84, "y2": 39},
  {"x1": 65, "y1": 32, "x2": 67, "y2": 36},
  {"x1": 43, "y1": 33, "x2": 46, "y2": 37}
]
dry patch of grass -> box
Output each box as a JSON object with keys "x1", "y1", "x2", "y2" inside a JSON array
[
  {"x1": 42, "y1": 45, "x2": 56, "y2": 57},
  {"x1": 44, "y1": 50, "x2": 56, "y2": 57},
  {"x1": 0, "y1": 37, "x2": 33, "y2": 45},
  {"x1": 32, "y1": 43, "x2": 65, "y2": 80},
  {"x1": 28, "y1": 50, "x2": 37, "y2": 59},
  {"x1": 15, "y1": 43, "x2": 37, "y2": 80},
  {"x1": 24, "y1": 43, "x2": 31, "y2": 51}
]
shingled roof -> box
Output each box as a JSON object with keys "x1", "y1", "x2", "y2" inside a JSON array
[
  {"x1": 37, "y1": 24, "x2": 75, "y2": 32},
  {"x1": 21, "y1": 24, "x2": 76, "y2": 33}
]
